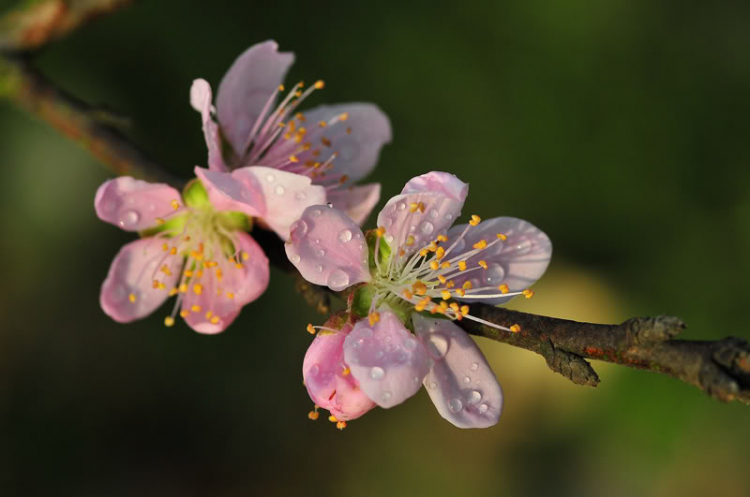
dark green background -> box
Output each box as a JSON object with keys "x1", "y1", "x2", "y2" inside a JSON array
[{"x1": 1, "y1": 1, "x2": 748, "y2": 496}]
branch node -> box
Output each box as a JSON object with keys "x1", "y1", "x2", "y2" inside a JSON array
[
  {"x1": 540, "y1": 339, "x2": 600, "y2": 387},
  {"x1": 623, "y1": 315, "x2": 685, "y2": 345}
]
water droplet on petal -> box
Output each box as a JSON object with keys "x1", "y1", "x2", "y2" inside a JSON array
[
  {"x1": 311, "y1": 209, "x2": 321, "y2": 218},
  {"x1": 316, "y1": 249, "x2": 326, "y2": 257},
  {"x1": 463, "y1": 376, "x2": 471, "y2": 384},
  {"x1": 425, "y1": 333, "x2": 449, "y2": 360},
  {"x1": 293, "y1": 219, "x2": 308, "y2": 236},
  {"x1": 429, "y1": 209, "x2": 438, "y2": 219},
  {"x1": 338, "y1": 229, "x2": 352, "y2": 243},
  {"x1": 413, "y1": 376, "x2": 420, "y2": 383},
  {"x1": 397, "y1": 202, "x2": 406, "y2": 211},
  {"x1": 514, "y1": 237, "x2": 532, "y2": 255},
  {"x1": 290, "y1": 254, "x2": 300, "y2": 264},
  {"x1": 103, "y1": 201, "x2": 116, "y2": 213},
  {"x1": 315, "y1": 264, "x2": 323, "y2": 273},
  {"x1": 275, "y1": 185, "x2": 286, "y2": 196},
  {"x1": 354, "y1": 232, "x2": 362, "y2": 239},
  {"x1": 360, "y1": 328, "x2": 373, "y2": 339},
  {"x1": 478, "y1": 403, "x2": 489, "y2": 414},
  {"x1": 369, "y1": 366, "x2": 384, "y2": 380},
  {"x1": 327, "y1": 269, "x2": 350, "y2": 291},
  {"x1": 404, "y1": 338, "x2": 417, "y2": 351},
  {"x1": 484, "y1": 263, "x2": 506, "y2": 286},
  {"x1": 266, "y1": 174, "x2": 275, "y2": 183},
  {"x1": 420, "y1": 221, "x2": 434, "y2": 235},
  {"x1": 309, "y1": 365, "x2": 319, "y2": 377},
  {"x1": 384, "y1": 234, "x2": 394, "y2": 244},
  {"x1": 408, "y1": 225, "x2": 416, "y2": 233},
  {"x1": 445, "y1": 213, "x2": 453, "y2": 221},
  {"x1": 467, "y1": 390, "x2": 482, "y2": 405},
  {"x1": 449, "y1": 398, "x2": 463, "y2": 413},
  {"x1": 429, "y1": 382, "x2": 437, "y2": 390},
  {"x1": 118, "y1": 210, "x2": 140, "y2": 228},
  {"x1": 381, "y1": 391, "x2": 392, "y2": 402},
  {"x1": 385, "y1": 217, "x2": 393, "y2": 227},
  {"x1": 295, "y1": 191, "x2": 307, "y2": 201},
  {"x1": 470, "y1": 362, "x2": 479, "y2": 371},
  {"x1": 374, "y1": 350, "x2": 384, "y2": 360}
]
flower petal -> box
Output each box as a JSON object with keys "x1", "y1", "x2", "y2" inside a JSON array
[
  {"x1": 447, "y1": 217, "x2": 552, "y2": 305},
  {"x1": 216, "y1": 40, "x2": 295, "y2": 156},
  {"x1": 343, "y1": 310, "x2": 431, "y2": 408},
  {"x1": 194, "y1": 166, "x2": 264, "y2": 217},
  {"x1": 181, "y1": 232, "x2": 269, "y2": 334},
  {"x1": 285, "y1": 205, "x2": 370, "y2": 291},
  {"x1": 376, "y1": 172, "x2": 468, "y2": 256},
  {"x1": 233, "y1": 166, "x2": 326, "y2": 240},
  {"x1": 100, "y1": 237, "x2": 183, "y2": 322},
  {"x1": 413, "y1": 314, "x2": 503, "y2": 429},
  {"x1": 95, "y1": 177, "x2": 183, "y2": 232},
  {"x1": 303, "y1": 323, "x2": 377, "y2": 421},
  {"x1": 326, "y1": 183, "x2": 381, "y2": 226},
  {"x1": 295, "y1": 103, "x2": 391, "y2": 186},
  {"x1": 190, "y1": 79, "x2": 228, "y2": 172}
]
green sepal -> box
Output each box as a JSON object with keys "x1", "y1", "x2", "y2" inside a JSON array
[
  {"x1": 182, "y1": 178, "x2": 210, "y2": 208},
  {"x1": 351, "y1": 284, "x2": 376, "y2": 319},
  {"x1": 217, "y1": 211, "x2": 252, "y2": 232},
  {"x1": 365, "y1": 230, "x2": 392, "y2": 270},
  {"x1": 139, "y1": 213, "x2": 188, "y2": 238}
]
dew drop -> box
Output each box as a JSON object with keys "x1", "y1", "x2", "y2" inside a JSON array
[
  {"x1": 408, "y1": 225, "x2": 416, "y2": 233},
  {"x1": 445, "y1": 213, "x2": 453, "y2": 221},
  {"x1": 384, "y1": 234, "x2": 394, "y2": 244},
  {"x1": 266, "y1": 174, "x2": 275, "y2": 183},
  {"x1": 360, "y1": 328, "x2": 373, "y2": 339},
  {"x1": 327, "y1": 269, "x2": 350, "y2": 291},
  {"x1": 311, "y1": 209, "x2": 321, "y2": 218},
  {"x1": 309, "y1": 365, "x2": 320, "y2": 377},
  {"x1": 381, "y1": 391, "x2": 392, "y2": 402},
  {"x1": 448, "y1": 398, "x2": 463, "y2": 413},
  {"x1": 385, "y1": 217, "x2": 393, "y2": 227},
  {"x1": 413, "y1": 376, "x2": 420, "y2": 384},
  {"x1": 369, "y1": 366, "x2": 384, "y2": 380},
  {"x1": 275, "y1": 185, "x2": 286, "y2": 196},
  {"x1": 147, "y1": 203, "x2": 156, "y2": 212},
  {"x1": 470, "y1": 362, "x2": 479, "y2": 371},
  {"x1": 429, "y1": 209, "x2": 438, "y2": 219},
  {"x1": 429, "y1": 382, "x2": 437, "y2": 390},
  {"x1": 118, "y1": 210, "x2": 140, "y2": 228},
  {"x1": 374, "y1": 350, "x2": 384, "y2": 360},
  {"x1": 354, "y1": 232, "x2": 362, "y2": 239},
  {"x1": 463, "y1": 376, "x2": 471, "y2": 384},
  {"x1": 404, "y1": 338, "x2": 417, "y2": 351},
  {"x1": 397, "y1": 202, "x2": 406, "y2": 211},
  {"x1": 103, "y1": 200, "x2": 116, "y2": 213},
  {"x1": 295, "y1": 191, "x2": 307, "y2": 201},
  {"x1": 467, "y1": 390, "x2": 482, "y2": 405},
  {"x1": 316, "y1": 249, "x2": 326, "y2": 257},
  {"x1": 338, "y1": 229, "x2": 352, "y2": 243},
  {"x1": 290, "y1": 254, "x2": 300, "y2": 264},
  {"x1": 484, "y1": 263, "x2": 506, "y2": 286},
  {"x1": 514, "y1": 237, "x2": 532, "y2": 255},
  {"x1": 425, "y1": 333, "x2": 449, "y2": 360},
  {"x1": 315, "y1": 264, "x2": 323, "y2": 273},
  {"x1": 478, "y1": 403, "x2": 489, "y2": 414},
  {"x1": 293, "y1": 219, "x2": 308, "y2": 236},
  {"x1": 420, "y1": 221, "x2": 434, "y2": 235}
]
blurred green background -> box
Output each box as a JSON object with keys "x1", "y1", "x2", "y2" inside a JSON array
[{"x1": 1, "y1": 1, "x2": 748, "y2": 495}]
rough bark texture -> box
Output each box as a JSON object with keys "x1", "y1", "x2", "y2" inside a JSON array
[{"x1": 1, "y1": 0, "x2": 748, "y2": 407}]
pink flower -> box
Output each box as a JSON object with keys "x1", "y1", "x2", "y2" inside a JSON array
[
  {"x1": 190, "y1": 40, "x2": 392, "y2": 226},
  {"x1": 96, "y1": 168, "x2": 325, "y2": 333},
  {"x1": 290, "y1": 172, "x2": 553, "y2": 428}
]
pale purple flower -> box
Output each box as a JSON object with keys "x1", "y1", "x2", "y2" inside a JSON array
[
  {"x1": 191, "y1": 40, "x2": 391, "y2": 226},
  {"x1": 291, "y1": 172, "x2": 552, "y2": 428}
]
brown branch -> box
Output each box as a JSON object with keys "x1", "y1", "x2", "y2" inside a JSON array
[
  {"x1": 0, "y1": 0, "x2": 131, "y2": 52},
  {"x1": 0, "y1": 1, "x2": 746, "y2": 407}
]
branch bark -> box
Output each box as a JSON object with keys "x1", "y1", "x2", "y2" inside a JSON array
[{"x1": 0, "y1": 0, "x2": 747, "y2": 407}]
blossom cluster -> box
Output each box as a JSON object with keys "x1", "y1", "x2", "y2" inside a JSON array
[{"x1": 94, "y1": 40, "x2": 551, "y2": 430}]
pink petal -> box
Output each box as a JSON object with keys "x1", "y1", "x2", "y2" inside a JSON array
[
  {"x1": 375, "y1": 172, "x2": 468, "y2": 256},
  {"x1": 343, "y1": 310, "x2": 431, "y2": 408},
  {"x1": 190, "y1": 79, "x2": 228, "y2": 172},
  {"x1": 237, "y1": 166, "x2": 326, "y2": 240},
  {"x1": 447, "y1": 217, "x2": 552, "y2": 305},
  {"x1": 100, "y1": 237, "x2": 183, "y2": 322},
  {"x1": 413, "y1": 314, "x2": 503, "y2": 429},
  {"x1": 194, "y1": 166, "x2": 264, "y2": 217},
  {"x1": 181, "y1": 232, "x2": 269, "y2": 334},
  {"x1": 327, "y1": 183, "x2": 381, "y2": 226},
  {"x1": 95, "y1": 177, "x2": 183, "y2": 232},
  {"x1": 303, "y1": 323, "x2": 377, "y2": 421},
  {"x1": 295, "y1": 103, "x2": 391, "y2": 186},
  {"x1": 285, "y1": 205, "x2": 370, "y2": 291},
  {"x1": 216, "y1": 40, "x2": 295, "y2": 157}
]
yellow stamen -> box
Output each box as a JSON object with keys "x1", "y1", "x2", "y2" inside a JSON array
[
  {"x1": 478, "y1": 260, "x2": 488, "y2": 269},
  {"x1": 458, "y1": 261, "x2": 467, "y2": 271},
  {"x1": 456, "y1": 288, "x2": 466, "y2": 297},
  {"x1": 469, "y1": 214, "x2": 481, "y2": 226},
  {"x1": 193, "y1": 284, "x2": 203, "y2": 295},
  {"x1": 438, "y1": 275, "x2": 447, "y2": 284},
  {"x1": 510, "y1": 324, "x2": 521, "y2": 333},
  {"x1": 191, "y1": 305, "x2": 201, "y2": 312},
  {"x1": 308, "y1": 410, "x2": 319, "y2": 420},
  {"x1": 128, "y1": 293, "x2": 136, "y2": 303},
  {"x1": 402, "y1": 289, "x2": 413, "y2": 299},
  {"x1": 460, "y1": 305, "x2": 470, "y2": 315},
  {"x1": 342, "y1": 367, "x2": 351, "y2": 376},
  {"x1": 375, "y1": 226, "x2": 386, "y2": 238},
  {"x1": 336, "y1": 421, "x2": 347, "y2": 430},
  {"x1": 463, "y1": 281, "x2": 473, "y2": 289},
  {"x1": 430, "y1": 260, "x2": 439, "y2": 270},
  {"x1": 441, "y1": 290, "x2": 451, "y2": 300},
  {"x1": 164, "y1": 316, "x2": 175, "y2": 327},
  {"x1": 368, "y1": 312, "x2": 380, "y2": 326},
  {"x1": 162, "y1": 243, "x2": 169, "y2": 251},
  {"x1": 155, "y1": 218, "x2": 165, "y2": 225},
  {"x1": 406, "y1": 235, "x2": 415, "y2": 246},
  {"x1": 226, "y1": 291, "x2": 234, "y2": 299},
  {"x1": 307, "y1": 324, "x2": 316, "y2": 335},
  {"x1": 496, "y1": 233, "x2": 508, "y2": 241},
  {"x1": 179, "y1": 284, "x2": 188, "y2": 293},
  {"x1": 498, "y1": 284, "x2": 509, "y2": 294},
  {"x1": 289, "y1": 155, "x2": 299, "y2": 163},
  {"x1": 168, "y1": 287, "x2": 178, "y2": 297},
  {"x1": 180, "y1": 310, "x2": 190, "y2": 318},
  {"x1": 437, "y1": 234, "x2": 448, "y2": 242},
  {"x1": 339, "y1": 112, "x2": 349, "y2": 121},
  {"x1": 441, "y1": 261, "x2": 451, "y2": 269},
  {"x1": 170, "y1": 199, "x2": 180, "y2": 210},
  {"x1": 210, "y1": 316, "x2": 220, "y2": 324},
  {"x1": 436, "y1": 247, "x2": 446, "y2": 260},
  {"x1": 523, "y1": 289, "x2": 534, "y2": 299},
  {"x1": 328, "y1": 415, "x2": 338, "y2": 422},
  {"x1": 169, "y1": 247, "x2": 177, "y2": 255},
  {"x1": 473, "y1": 239, "x2": 488, "y2": 250},
  {"x1": 314, "y1": 80, "x2": 325, "y2": 89}
]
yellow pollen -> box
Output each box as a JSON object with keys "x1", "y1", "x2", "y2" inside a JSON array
[
  {"x1": 179, "y1": 284, "x2": 188, "y2": 293},
  {"x1": 308, "y1": 410, "x2": 319, "y2": 421},
  {"x1": 446, "y1": 280, "x2": 455, "y2": 288},
  {"x1": 406, "y1": 235, "x2": 415, "y2": 246},
  {"x1": 498, "y1": 284, "x2": 509, "y2": 294},
  {"x1": 523, "y1": 289, "x2": 534, "y2": 299},
  {"x1": 164, "y1": 316, "x2": 175, "y2": 327},
  {"x1": 339, "y1": 175, "x2": 349, "y2": 185},
  {"x1": 190, "y1": 250, "x2": 203, "y2": 260},
  {"x1": 162, "y1": 243, "x2": 168, "y2": 251},
  {"x1": 210, "y1": 316, "x2": 220, "y2": 324},
  {"x1": 321, "y1": 137, "x2": 332, "y2": 147},
  {"x1": 307, "y1": 323, "x2": 316, "y2": 334},
  {"x1": 328, "y1": 415, "x2": 338, "y2": 422},
  {"x1": 294, "y1": 91, "x2": 302, "y2": 97},
  {"x1": 399, "y1": 249, "x2": 406, "y2": 256},
  {"x1": 128, "y1": 293, "x2": 136, "y2": 303},
  {"x1": 368, "y1": 312, "x2": 380, "y2": 326},
  {"x1": 314, "y1": 80, "x2": 325, "y2": 89},
  {"x1": 473, "y1": 239, "x2": 488, "y2": 250},
  {"x1": 241, "y1": 251, "x2": 249, "y2": 261},
  {"x1": 450, "y1": 302, "x2": 460, "y2": 311},
  {"x1": 420, "y1": 249, "x2": 429, "y2": 257},
  {"x1": 278, "y1": 84, "x2": 285, "y2": 92},
  {"x1": 296, "y1": 112, "x2": 306, "y2": 122},
  {"x1": 205, "y1": 311, "x2": 213, "y2": 319},
  {"x1": 156, "y1": 218, "x2": 165, "y2": 225},
  {"x1": 496, "y1": 233, "x2": 508, "y2": 241},
  {"x1": 441, "y1": 290, "x2": 451, "y2": 300},
  {"x1": 226, "y1": 291, "x2": 234, "y2": 299},
  {"x1": 346, "y1": 127, "x2": 352, "y2": 134},
  {"x1": 170, "y1": 247, "x2": 177, "y2": 255},
  {"x1": 428, "y1": 242, "x2": 438, "y2": 252},
  {"x1": 456, "y1": 288, "x2": 466, "y2": 297},
  {"x1": 205, "y1": 261, "x2": 217, "y2": 268},
  {"x1": 152, "y1": 280, "x2": 160, "y2": 289},
  {"x1": 460, "y1": 305, "x2": 470, "y2": 315},
  {"x1": 180, "y1": 310, "x2": 189, "y2": 318},
  {"x1": 193, "y1": 284, "x2": 203, "y2": 295},
  {"x1": 195, "y1": 270, "x2": 203, "y2": 278},
  {"x1": 402, "y1": 289, "x2": 413, "y2": 299},
  {"x1": 430, "y1": 260, "x2": 439, "y2": 270},
  {"x1": 440, "y1": 301, "x2": 449, "y2": 309},
  {"x1": 235, "y1": 263, "x2": 244, "y2": 269},
  {"x1": 342, "y1": 367, "x2": 351, "y2": 376},
  {"x1": 478, "y1": 260, "x2": 488, "y2": 269},
  {"x1": 441, "y1": 261, "x2": 451, "y2": 269},
  {"x1": 289, "y1": 155, "x2": 299, "y2": 163},
  {"x1": 168, "y1": 287, "x2": 178, "y2": 296},
  {"x1": 463, "y1": 281, "x2": 473, "y2": 290},
  {"x1": 191, "y1": 305, "x2": 201, "y2": 312},
  {"x1": 171, "y1": 199, "x2": 180, "y2": 210},
  {"x1": 184, "y1": 270, "x2": 193, "y2": 277},
  {"x1": 436, "y1": 247, "x2": 446, "y2": 260},
  {"x1": 437, "y1": 234, "x2": 448, "y2": 242},
  {"x1": 339, "y1": 112, "x2": 349, "y2": 121},
  {"x1": 409, "y1": 202, "x2": 419, "y2": 213},
  {"x1": 458, "y1": 261, "x2": 467, "y2": 271},
  {"x1": 160, "y1": 264, "x2": 172, "y2": 275},
  {"x1": 336, "y1": 421, "x2": 347, "y2": 430},
  {"x1": 469, "y1": 214, "x2": 481, "y2": 226},
  {"x1": 318, "y1": 120, "x2": 327, "y2": 128},
  {"x1": 510, "y1": 324, "x2": 521, "y2": 333},
  {"x1": 438, "y1": 275, "x2": 447, "y2": 284},
  {"x1": 413, "y1": 281, "x2": 428, "y2": 295},
  {"x1": 375, "y1": 226, "x2": 386, "y2": 238}
]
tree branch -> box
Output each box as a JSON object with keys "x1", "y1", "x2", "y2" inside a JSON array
[
  {"x1": 0, "y1": 0, "x2": 131, "y2": 52},
  {"x1": 0, "y1": 0, "x2": 746, "y2": 407}
]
